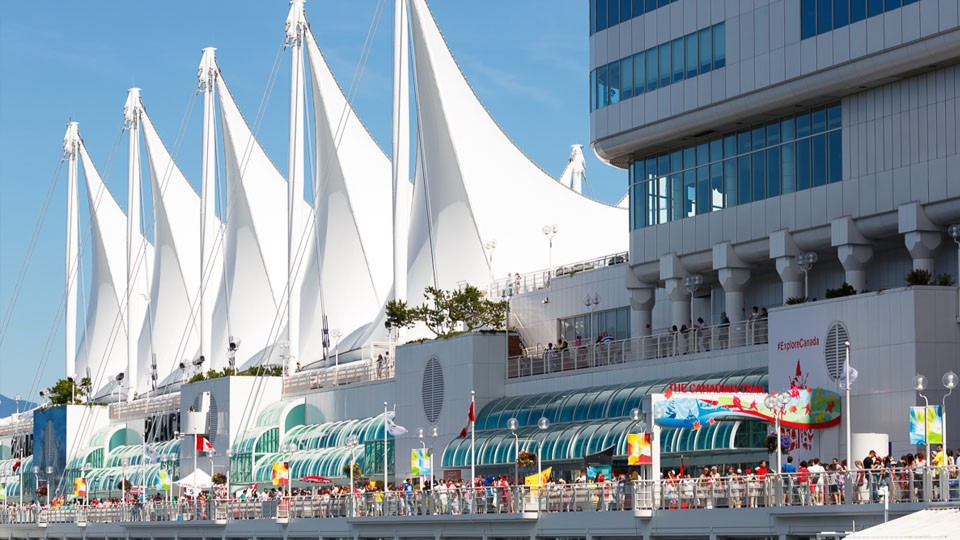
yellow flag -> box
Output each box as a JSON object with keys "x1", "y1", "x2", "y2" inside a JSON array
[{"x1": 524, "y1": 466, "x2": 551, "y2": 486}]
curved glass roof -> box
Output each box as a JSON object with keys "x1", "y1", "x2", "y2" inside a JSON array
[
  {"x1": 0, "y1": 455, "x2": 32, "y2": 477},
  {"x1": 232, "y1": 426, "x2": 279, "y2": 455},
  {"x1": 282, "y1": 415, "x2": 391, "y2": 450},
  {"x1": 104, "y1": 440, "x2": 180, "y2": 468},
  {"x1": 257, "y1": 400, "x2": 303, "y2": 427},
  {"x1": 85, "y1": 463, "x2": 168, "y2": 493},
  {"x1": 66, "y1": 447, "x2": 104, "y2": 470},
  {"x1": 475, "y1": 368, "x2": 767, "y2": 430},
  {"x1": 252, "y1": 445, "x2": 363, "y2": 482}
]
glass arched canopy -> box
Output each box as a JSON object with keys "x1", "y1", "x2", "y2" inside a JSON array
[
  {"x1": 252, "y1": 445, "x2": 363, "y2": 482},
  {"x1": 281, "y1": 416, "x2": 390, "y2": 449},
  {"x1": 104, "y1": 440, "x2": 180, "y2": 468}
]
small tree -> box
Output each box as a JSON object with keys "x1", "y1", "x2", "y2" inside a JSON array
[
  {"x1": 46, "y1": 377, "x2": 88, "y2": 405},
  {"x1": 385, "y1": 299, "x2": 416, "y2": 330},
  {"x1": 413, "y1": 285, "x2": 506, "y2": 338},
  {"x1": 905, "y1": 269, "x2": 933, "y2": 286}
]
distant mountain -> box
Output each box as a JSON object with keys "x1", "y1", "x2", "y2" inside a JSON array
[{"x1": 0, "y1": 395, "x2": 37, "y2": 418}]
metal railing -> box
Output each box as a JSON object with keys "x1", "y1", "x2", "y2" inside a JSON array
[
  {"x1": 284, "y1": 352, "x2": 396, "y2": 395},
  {"x1": 489, "y1": 251, "x2": 629, "y2": 298},
  {"x1": 508, "y1": 320, "x2": 768, "y2": 378},
  {"x1": 110, "y1": 393, "x2": 181, "y2": 421},
  {"x1": 4, "y1": 468, "x2": 952, "y2": 526}
]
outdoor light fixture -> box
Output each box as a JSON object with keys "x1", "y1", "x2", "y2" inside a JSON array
[{"x1": 796, "y1": 252, "x2": 818, "y2": 299}]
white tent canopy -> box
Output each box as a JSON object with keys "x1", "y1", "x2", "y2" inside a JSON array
[
  {"x1": 843, "y1": 508, "x2": 960, "y2": 539},
  {"x1": 173, "y1": 468, "x2": 213, "y2": 489}
]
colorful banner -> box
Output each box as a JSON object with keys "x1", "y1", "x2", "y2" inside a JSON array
[
  {"x1": 586, "y1": 465, "x2": 611, "y2": 481},
  {"x1": 272, "y1": 462, "x2": 290, "y2": 486},
  {"x1": 909, "y1": 405, "x2": 943, "y2": 445},
  {"x1": 411, "y1": 448, "x2": 432, "y2": 477},
  {"x1": 157, "y1": 470, "x2": 171, "y2": 491},
  {"x1": 627, "y1": 433, "x2": 652, "y2": 465},
  {"x1": 524, "y1": 467, "x2": 552, "y2": 486},
  {"x1": 74, "y1": 478, "x2": 87, "y2": 498},
  {"x1": 654, "y1": 388, "x2": 841, "y2": 430},
  {"x1": 0, "y1": 483, "x2": 6, "y2": 501}
]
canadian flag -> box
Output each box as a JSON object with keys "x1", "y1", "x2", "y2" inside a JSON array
[
  {"x1": 458, "y1": 401, "x2": 475, "y2": 438},
  {"x1": 196, "y1": 434, "x2": 214, "y2": 452}
]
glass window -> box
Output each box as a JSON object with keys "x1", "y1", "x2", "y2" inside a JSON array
[
  {"x1": 737, "y1": 156, "x2": 751, "y2": 205},
  {"x1": 597, "y1": 0, "x2": 608, "y2": 33},
  {"x1": 696, "y1": 142, "x2": 709, "y2": 166},
  {"x1": 827, "y1": 130, "x2": 843, "y2": 183},
  {"x1": 723, "y1": 134, "x2": 737, "y2": 158},
  {"x1": 811, "y1": 133, "x2": 827, "y2": 187},
  {"x1": 620, "y1": 0, "x2": 632, "y2": 23},
  {"x1": 669, "y1": 174, "x2": 684, "y2": 221},
  {"x1": 659, "y1": 44, "x2": 671, "y2": 88},
  {"x1": 597, "y1": 65, "x2": 609, "y2": 108},
  {"x1": 590, "y1": 0, "x2": 597, "y2": 35},
  {"x1": 801, "y1": 0, "x2": 817, "y2": 39},
  {"x1": 713, "y1": 23, "x2": 726, "y2": 69},
  {"x1": 646, "y1": 50, "x2": 658, "y2": 92},
  {"x1": 885, "y1": 0, "x2": 901, "y2": 11},
  {"x1": 751, "y1": 126, "x2": 765, "y2": 151},
  {"x1": 672, "y1": 38, "x2": 684, "y2": 83},
  {"x1": 827, "y1": 103, "x2": 842, "y2": 130},
  {"x1": 696, "y1": 166, "x2": 710, "y2": 214},
  {"x1": 685, "y1": 33, "x2": 698, "y2": 79},
  {"x1": 698, "y1": 27, "x2": 712, "y2": 73},
  {"x1": 709, "y1": 138, "x2": 723, "y2": 162},
  {"x1": 812, "y1": 107, "x2": 827, "y2": 133},
  {"x1": 683, "y1": 170, "x2": 696, "y2": 217},
  {"x1": 797, "y1": 138, "x2": 811, "y2": 190},
  {"x1": 633, "y1": 0, "x2": 645, "y2": 17},
  {"x1": 817, "y1": 0, "x2": 833, "y2": 34},
  {"x1": 609, "y1": 61, "x2": 621, "y2": 104},
  {"x1": 752, "y1": 151, "x2": 766, "y2": 201},
  {"x1": 724, "y1": 159, "x2": 738, "y2": 208},
  {"x1": 710, "y1": 163, "x2": 724, "y2": 211},
  {"x1": 645, "y1": 157, "x2": 657, "y2": 179},
  {"x1": 834, "y1": 0, "x2": 850, "y2": 28},
  {"x1": 766, "y1": 122, "x2": 780, "y2": 146},
  {"x1": 738, "y1": 130, "x2": 751, "y2": 154},
  {"x1": 781, "y1": 116, "x2": 796, "y2": 142},
  {"x1": 658, "y1": 154, "x2": 670, "y2": 176},
  {"x1": 608, "y1": 0, "x2": 620, "y2": 28},
  {"x1": 867, "y1": 0, "x2": 884, "y2": 17},
  {"x1": 851, "y1": 0, "x2": 867, "y2": 21},
  {"x1": 590, "y1": 70, "x2": 597, "y2": 111},
  {"x1": 645, "y1": 0, "x2": 657, "y2": 12},
  {"x1": 670, "y1": 149, "x2": 683, "y2": 172},
  {"x1": 796, "y1": 112, "x2": 811, "y2": 138},
  {"x1": 621, "y1": 57, "x2": 634, "y2": 100},
  {"x1": 781, "y1": 142, "x2": 797, "y2": 194},
  {"x1": 766, "y1": 147, "x2": 780, "y2": 198},
  {"x1": 634, "y1": 52, "x2": 645, "y2": 95},
  {"x1": 683, "y1": 146, "x2": 696, "y2": 170}
]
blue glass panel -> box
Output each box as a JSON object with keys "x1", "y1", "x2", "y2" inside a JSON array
[
  {"x1": 713, "y1": 24, "x2": 726, "y2": 69},
  {"x1": 723, "y1": 134, "x2": 737, "y2": 158},
  {"x1": 597, "y1": 0, "x2": 608, "y2": 32},
  {"x1": 835, "y1": 0, "x2": 850, "y2": 28},
  {"x1": 685, "y1": 34, "x2": 698, "y2": 79},
  {"x1": 658, "y1": 154, "x2": 670, "y2": 175},
  {"x1": 827, "y1": 103, "x2": 842, "y2": 130},
  {"x1": 698, "y1": 27, "x2": 712, "y2": 73},
  {"x1": 781, "y1": 116, "x2": 796, "y2": 142},
  {"x1": 766, "y1": 147, "x2": 780, "y2": 197},
  {"x1": 683, "y1": 170, "x2": 696, "y2": 217},
  {"x1": 867, "y1": 0, "x2": 883, "y2": 16},
  {"x1": 851, "y1": 0, "x2": 867, "y2": 21},
  {"x1": 696, "y1": 166, "x2": 709, "y2": 214},
  {"x1": 634, "y1": 52, "x2": 645, "y2": 95},
  {"x1": 670, "y1": 150, "x2": 683, "y2": 172},
  {"x1": 608, "y1": 0, "x2": 619, "y2": 28},
  {"x1": 738, "y1": 130, "x2": 751, "y2": 154},
  {"x1": 781, "y1": 142, "x2": 797, "y2": 194},
  {"x1": 621, "y1": 57, "x2": 633, "y2": 100},
  {"x1": 801, "y1": 0, "x2": 817, "y2": 39},
  {"x1": 659, "y1": 0, "x2": 669, "y2": 6},
  {"x1": 633, "y1": 0, "x2": 645, "y2": 17},
  {"x1": 811, "y1": 133, "x2": 827, "y2": 187},
  {"x1": 812, "y1": 107, "x2": 826, "y2": 133},
  {"x1": 646, "y1": 50, "x2": 658, "y2": 92},
  {"x1": 817, "y1": 0, "x2": 833, "y2": 33},
  {"x1": 620, "y1": 0, "x2": 632, "y2": 23},
  {"x1": 797, "y1": 139, "x2": 810, "y2": 191},
  {"x1": 738, "y1": 156, "x2": 752, "y2": 205},
  {"x1": 828, "y1": 130, "x2": 843, "y2": 183},
  {"x1": 752, "y1": 127, "x2": 765, "y2": 151},
  {"x1": 590, "y1": 0, "x2": 597, "y2": 34},
  {"x1": 752, "y1": 151, "x2": 765, "y2": 201},
  {"x1": 796, "y1": 112, "x2": 811, "y2": 137},
  {"x1": 645, "y1": 0, "x2": 657, "y2": 12},
  {"x1": 683, "y1": 146, "x2": 696, "y2": 169},
  {"x1": 659, "y1": 44, "x2": 671, "y2": 87},
  {"x1": 724, "y1": 159, "x2": 738, "y2": 208},
  {"x1": 885, "y1": 0, "x2": 900, "y2": 10},
  {"x1": 597, "y1": 64, "x2": 609, "y2": 108},
  {"x1": 696, "y1": 143, "x2": 709, "y2": 166},
  {"x1": 672, "y1": 38, "x2": 684, "y2": 83},
  {"x1": 669, "y1": 174, "x2": 683, "y2": 221},
  {"x1": 710, "y1": 138, "x2": 723, "y2": 163},
  {"x1": 608, "y1": 61, "x2": 621, "y2": 104},
  {"x1": 766, "y1": 122, "x2": 780, "y2": 146},
  {"x1": 710, "y1": 163, "x2": 724, "y2": 210}
]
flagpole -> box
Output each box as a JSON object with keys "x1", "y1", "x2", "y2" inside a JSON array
[
  {"x1": 384, "y1": 401, "x2": 389, "y2": 491},
  {"x1": 844, "y1": 341, "x2": 852, "y2": 482},
  {"x1": 470, "y1": 390, "x2": 476, "y2": 494}
]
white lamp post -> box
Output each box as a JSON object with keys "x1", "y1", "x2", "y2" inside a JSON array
[
  {"x1": 796, "y1": 252, "x2": 818, "y2": 300},
  {"x1": 225, "y1": 449, "x2": 233, "y2": 500},
  {"x1": 629, "y1": 408, "x2": 648, "y2": 479},
  {"x1": 83, "y1": 463, "x2": 92, "y2": 506},
  {"x1": 330, "y1": 329, "x2": 342, "y2": 370},
  {"x1": 682, "y1": 274, "x2": 703, "y2": 323},
  {"x1": 121, "y1": 458, "x2": 130, "y2": 503},
  {"x1": 942, "y1": 371, "x2": 958, "y2": 452},
  {"x1": 542, "y1": 225, "x2": 558, "y2": 284},
  {"x1": 913, "y1": 375, "x2": 931, "y2": 466},
  {"x1": 32, "y1": 466, "x2": 39, "y2": 504},
  {"x1": 536, "y1": 417, "x2": 550, "y2": 488},
  {"x1": 346, "y1": 434, "x2": 359, "y2": 516},
  {"x1": 764, "y1": 391, "x2": 792, "y2": 476},
  {"x1": 507, "y1": 418, "x2": 520, "y2": 485}
]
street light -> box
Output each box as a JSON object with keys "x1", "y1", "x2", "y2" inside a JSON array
[
  {"x1": 284, "y1": 443, "x2": 296, "y2": 502},
  {"x1": 629, "y1": 408, "x2": 648, "y2": 479},
  {"x1": 796, "y1": 252, "x2": 818, "y2": 300},
  {"x1": 31, "y1": 466, "x2": 39, "y2": 504},
  {"x1": 682, "y1": 274, "x2": 703, "y2": 322},
  {"x1": 913, "y1": 375, "x2": 931, "y2": 466},
  {"x1": 121, "y1": 458, "x2": 130, "y2": 502},
  {"x1": 943, "y1": 371, "x2": 958, "y2": 452},
  {"x1": 507, "y1": 418, "x2": 520, "y2": 485},
  {"x1": 542, "y1": 224, "x2": 558, "y2": 283},
  {"x1": 536, "y1": 417, "x2": 550, "y2": 489},
  {"x1": 83, "y1": 463, "x2": 92, "y2": 506},
  {"x1": 346, "y1": 434, "x2": 359, "y2": 516},
  {"x1": 764, "y1": 391, "x2": 792, "y2": 475},
  {"x1": 45, "y1": 466, "x2": 53, "y2": 503},
  {"x1": 225, "y1": 449, "x2": 233, "y2": 500}
]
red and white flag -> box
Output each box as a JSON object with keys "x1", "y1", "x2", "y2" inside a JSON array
[
  {"x1": 458, "y1": 400, "x2": 475, "y2": 438},
  {"x1": 196, "y1": 434, "x2": 214, "y2": 452}
]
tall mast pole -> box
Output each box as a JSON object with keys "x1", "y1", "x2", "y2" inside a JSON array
[
  {"x1": 391, "y1": 0, "x2": 410, "y2": 310},
  {"x1": 198, "y1": 48, "x2": 219, "y2": 369},
  {"x1": 63, "y1": 122, "x2": 80, "y2": 383},
  {"x1": 285, "y1": 0, "x2": 307, "y2": 375},
  {"x1": 124, "y1": 88, "x2": 143, "y2": 401}
]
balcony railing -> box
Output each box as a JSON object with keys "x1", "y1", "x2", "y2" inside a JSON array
[
  {"x1": 508, "y1": 320, "x2": 768, "y2": 378},
  {"x1": 110, "y1": 392, "x2": 181, "y2": 421},
  {"x1": 284, "y1": 352, "x2": 396, "y2": 395},
  {"x1": 489, "y1": 251, "x2": 629, "y2": 298},
  {"x1": 5, "y1": 468, "x2": 950, "y2": 526}
]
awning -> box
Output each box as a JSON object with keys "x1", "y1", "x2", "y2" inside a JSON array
[{"x1": 844, "y1": 508, "x2": 960, "y2": 539}]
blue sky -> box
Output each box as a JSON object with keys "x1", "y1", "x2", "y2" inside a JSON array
[{"x1": 0, "y1": 0, "x2": 625, "y2": 400}]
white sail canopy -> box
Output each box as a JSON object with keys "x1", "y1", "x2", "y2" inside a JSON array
[
  {"x1": 76, "y1": 141, "x2": 153, "y2": 399},
  {"x1": 405, "y1": 0, "x2": 627, "y2": 301}
]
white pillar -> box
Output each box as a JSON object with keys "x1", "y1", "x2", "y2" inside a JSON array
[
  {"x1": 832, "y1": 217, "x2": 873, "y2": 292},
  {"x1": 63, "y1": 122, "x2": 80, "y2": 381},
  {"x1": 899, "y1": 202, "x2": 943, "y2": 273},
  {"x1": 391, "y1": 0, "x2": 411, "y2": 310},
  {"x1": 286, "y1": 0, "x2": 307, "y2": 374},
  {"x1": 770, "y1": 230, "x2": 804, "y2": 303},
  {"x1": 198, "y1": 47, "x2": 219, "y2": 367},
  {"x1": 660, "y1": 254, "x2": 689, "y2": 328},
  {"x1": 626, "y1": 265, "x2": 655, "y2": 337},
  {"x1": 124, "y1": 88, "x2": 143, "y2": 401}
]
